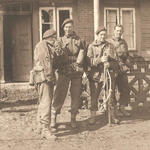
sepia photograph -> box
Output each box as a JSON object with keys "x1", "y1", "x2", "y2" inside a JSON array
[{"x1": 0, "y1": 0, "x2": 150, "y2": 150}]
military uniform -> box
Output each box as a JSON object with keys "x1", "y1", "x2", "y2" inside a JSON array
[
  {"x1": 52, "y1": 31, "x2": 85, "y2": 126},
  {"x1": 31, "y1": 29, "x2": 57, "y2": 139},
  {"x1": 87, "y1": 39, "x2": 119, "y2": 111},
  {"x1": 108, "y1": 37, "x2": 131, "y2": 107}
]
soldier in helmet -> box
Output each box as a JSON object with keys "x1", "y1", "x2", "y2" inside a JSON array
[
  {"x1": 87, "y1": 26, "x2": 120, "y2": 125},
  {"x1": 31, "y1": 29, "x2": 57, "y2": 139},
  {"x1": 51, "y1": 18, "x2": 86, "y2": 130},
  {"x1": 108, "y1": 24, "x2": 131, "y2": 117}
]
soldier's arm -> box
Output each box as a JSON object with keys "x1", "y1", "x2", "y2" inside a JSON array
[
  {"x1": 119, "y1": 40, "x2": 129, "y2": 61},
  {"x1": 122, "y1": 40, "x2": 132, "y2": 68},
  {"x1": 34, "y1": 44, "x2": 40, "y2": 67},
  {"x1": 87, "y1": 44, "x2": 101, "y2": 66},
  {"x1": 104, "y1": 43, "x2": 118, "y2": 61},
  {"x1": 76, "y1": 39, "x2": 86, "y2": 65}
]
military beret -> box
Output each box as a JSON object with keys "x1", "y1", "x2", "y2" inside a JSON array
[
  {"x1": 96, "y1": 26, "x2": 107, "y2": 35},
  {"x1": 43, "y1": 29, "x2": 56, "y2": 39},
  {"x1": 61, "y1": 18, "x2": 74, "y2": 28}
]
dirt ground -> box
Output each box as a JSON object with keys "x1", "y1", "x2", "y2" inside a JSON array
[{"x1": 0, "y1": 98, "x2": 150, "y2": 150}]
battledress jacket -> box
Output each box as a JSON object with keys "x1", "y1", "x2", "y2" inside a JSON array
[
  {"x1": 33, "y1": 40, "x2": 56, "y2": 83},
  {"x1": 87, "y1": 40, "x2": 119, "y2": 82},
  {"x1": 108, "y1": 37, "x2": 131, "y2": 72},
  {"x1": 55, "y1": 32, "x2": 86, "y2": 78}
]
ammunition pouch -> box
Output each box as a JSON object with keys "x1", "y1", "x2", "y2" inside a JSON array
[{"x1": 29, "y1": 66, "x2": 46, "y2": 85}]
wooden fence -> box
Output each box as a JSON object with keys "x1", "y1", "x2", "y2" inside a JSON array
[{"x1": 128, "y1": 60, "x2": 150, "y2": 108}]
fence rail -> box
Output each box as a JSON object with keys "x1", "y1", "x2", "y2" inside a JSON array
[{"x1": 128, "y1": 60, "x2": 150, "y2": 108}]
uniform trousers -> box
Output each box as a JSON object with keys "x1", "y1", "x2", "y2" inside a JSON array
[
  {"x1": 116, "y1": 72, "x2": 130, "y2": 106},
  {"x1": 89, "y1": 72, "x2": 117, "y2": 111},
  {"x1": 52, "y1": 74, "x2": 82, "y2": 115},
  {"x1": 37, "y1": 81, "x2": 54, "y2": 125}
]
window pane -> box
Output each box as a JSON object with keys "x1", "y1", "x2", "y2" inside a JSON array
[
  {"x1": 42, "y1": 24, "x2": 53, "y2": 37},
  {"x1": 42, "y1": 9, "x2": 53, "y2": 23},
  {"x1": 121, "y1": 10, "x2": 135, "y2": 49},
  {"x1": 106, "y1": 9, "x2": 118, "y2": 39},
  {"x1": 40, "y1": 8, "x2": 54, "y2": 40}
]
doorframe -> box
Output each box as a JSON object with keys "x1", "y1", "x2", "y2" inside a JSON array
[{"x1": 56, "y1": 7, "x2": 73, "y2": 37}]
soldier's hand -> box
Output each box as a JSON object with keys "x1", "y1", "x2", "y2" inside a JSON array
[{"x1": 101, "y1": 56, "x2": 108, "y2": 63}]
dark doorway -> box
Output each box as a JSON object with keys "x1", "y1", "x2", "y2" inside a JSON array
[
  {"x1": 4, "y1": 15, "x2": 32, "y2": 82},
  {"x1": 59, "y1": 10, "x2": 70, "y2": 37}
]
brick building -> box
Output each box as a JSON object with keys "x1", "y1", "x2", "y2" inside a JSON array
[{"x1": 0, "y1": 0, "x2": 150, "y2": 83}]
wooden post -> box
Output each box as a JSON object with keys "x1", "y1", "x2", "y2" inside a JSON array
[
  {"x1": 0, "y1": 14, "x2": 5, "y2": 83},
  {"x1": 93, "y1": 0, "x2": 100, "y2": 39}
]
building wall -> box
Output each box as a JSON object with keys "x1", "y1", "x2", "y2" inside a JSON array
[
  {"x1": 99, "y1": 0, "x2": 150, "y2": 60},
  {"x1": 76, "y1": 0, "x2": 94, "y2": 44},
  {"x1": 32, "y1": 0, "x2": 94, "y2": 48},
  {"x1": 139, "y1": 0, "x2": 150, "y2": 60},
  {"x1": 100, "y1": 0, "x2": 140, "y2": 52}
]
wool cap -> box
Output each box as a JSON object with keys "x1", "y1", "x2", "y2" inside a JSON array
[
  {"x1": 96, "y1": 26, "x2": 107, "y2": 35},
  {"x1": 43, "y1": 29, "x2": 56, "y2": 39},
  {"x1": 61, "y1": 18, "x2": 74, "y2": 28}
]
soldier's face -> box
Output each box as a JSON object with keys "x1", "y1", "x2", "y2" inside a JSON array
[
  {"x1": 97, "y1": 31, "x2": 107, "y2": 42},
  {"x1": 47, "y1": 34, "x2": 57, "y2": 43},
  {"x1": 64, "y1": 23, "x2": 73, "y2": 36},
  {"x1": 114, "y1": 26, "x2": 123, "y2": 38}
]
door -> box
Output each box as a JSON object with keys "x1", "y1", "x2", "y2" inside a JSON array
[{"x1": 4, "y1": 15, "x2": 32, "y2": 82}]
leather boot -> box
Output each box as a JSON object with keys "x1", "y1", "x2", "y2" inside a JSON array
[
  {"x1": 71, "y1": 114, "x2": 77, "y2": 128},
  {"x1": 50, "y1": 110, "x2": 57, "y2": 133},
  {"x1": 35, "y1": 122, "x2": 42, "y2": 135},
  {"x1": 120, "y1": 105, "x2": 131, "y2": 117},
  {"x1": 88, "y1": 111, "x2": 96, "y2": 125},
  {"x1": 41, "y1": 124, "x2": 56, "y2": 140},
  {"x1": 108, "y1": 104, "x2": 120, "y2": 125}
]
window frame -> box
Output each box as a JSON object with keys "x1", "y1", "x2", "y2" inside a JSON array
[
  {"x1": 39, "y1": 7, "x2": 56, "y2": 41},
  {"x1": 104, "y1": 7, "x2": 119, "y2": 28},
  {"x1": 104, "y1": 7, "x2": 136, "y2": 50},
  {"x1": 56, "y1": 7, "x2": 73, "y2": 37},
  {"x1": 120, "y1": 8, "x2": 136, "y2": 50}
]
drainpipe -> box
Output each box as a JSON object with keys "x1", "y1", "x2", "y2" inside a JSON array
[{"x1": 93, "y1": 0, "x2": 100, "y2": 40}]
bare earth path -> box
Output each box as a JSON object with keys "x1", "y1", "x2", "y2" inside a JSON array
[{"x1": 0, "y1": 99, "x2": 150, "y2": 150}]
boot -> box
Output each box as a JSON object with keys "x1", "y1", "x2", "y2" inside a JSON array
[
  {"x1": 50, "y1": 111, "x2": 57, "y2": 133},
  {"x1": 108, "y1": 104, "x2": 120, "y2": 125},
  {"x1": 35, "y1": 122, "x2": 42, "y2": 135},
  {"x1": 115, "y1": 108, "x2": 124, "y2": 117},
  {"x1": 88, "y1": 111, "x2": 96, "y2": 125},
  {"x1": 71, "y1": 114, "x2": 77, "y2": 128},
  {"x1": 120, "y1": 105, "x2": 131, "y2": 117},
  {"x1": 41, "y1": 124, "x2": 56, "y2": 140}
]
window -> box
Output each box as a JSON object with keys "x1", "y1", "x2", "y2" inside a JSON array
[
  {"x1": 39, "y1": 7, "x2": 56, "y2": 40},
  {"x1": 104, "y1": 8, "x2": 136, "y2": 50},
  {"x1": 57, "y1": 8, "x2": 72, "y2": 37},
  {"x1": 39, "y1": 7, "x2": 72, "y2": 40}
]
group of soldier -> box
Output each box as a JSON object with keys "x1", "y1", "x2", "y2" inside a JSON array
[{"x1": 30, "y1": 18, "x2": 131, "y2": 140}]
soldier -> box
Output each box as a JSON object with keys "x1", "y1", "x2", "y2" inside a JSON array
[
  {"x1": 51, "y1": 18, "x2": 86, "y2": 130},
  {"x1": 108, "y1": 24, "x2": 131, "y2": 117},
  {"x1": 87, "y1": 26, "x2": 120, "y2": 125},
  {"x1": 30, "y1": 29, "x2": 57, "y2": 139}
]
